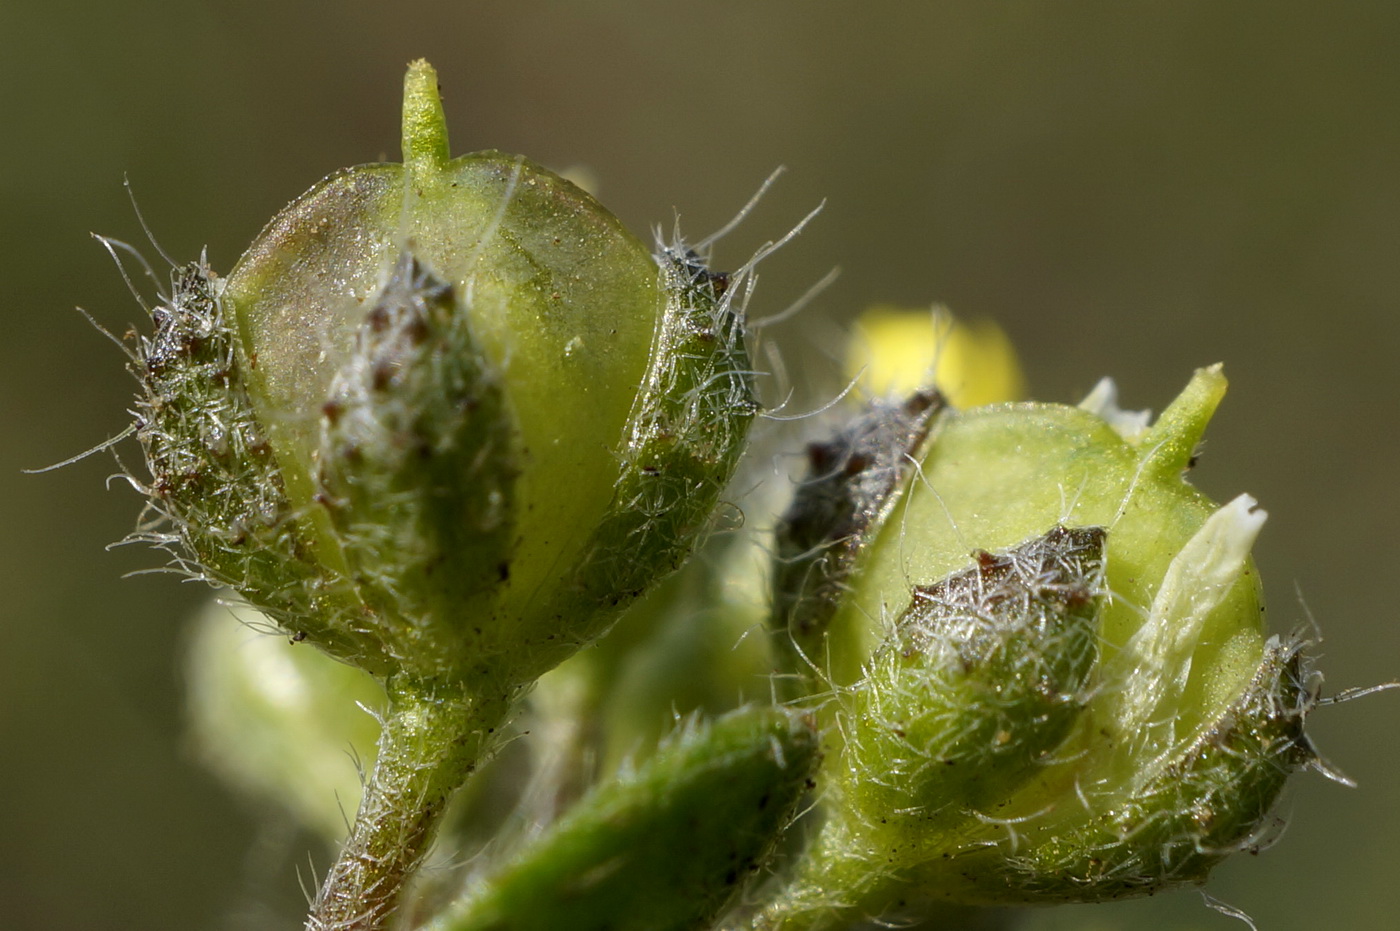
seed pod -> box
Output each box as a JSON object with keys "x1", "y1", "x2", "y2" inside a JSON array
[{"x1": 823, "y1": 366, "x2": 1275, "y2": 727}]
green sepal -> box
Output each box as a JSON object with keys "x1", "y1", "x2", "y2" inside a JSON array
[
  {"x1": 771, "y1": 390, "x2": 944, "y2": 694},
  {"x1": 979, "y1": 636, "x2": 1317, "y2": 903},
  {"x1": 758, "y1": 526, "x2": 1105, "y2": 930},
  {"x1": 431, "y1": 706, "x2": 819, "y2": 931},
  {"x1": 842, "y1": 525, "x2": 1104, "y2": 835},
  {"x1": 130, "y1": 257, "x2": 371, "y2": 665},
  {"x1": 316, "y1": 250, "x2": 516, "y2": 684}
]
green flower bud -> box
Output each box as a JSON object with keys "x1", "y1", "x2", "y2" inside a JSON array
[
  {"x1": 761, "y1": 367, "x2": 1324, "y2": 928},
  {"x1": 430, "y1": 707, "x2": 820, "y2": 931},
  {"x1": 184, "y1": 599, "x2": 385, "y2": 841},
  {"x1": 132, "y1": 60, "x2": 755, "y2": 690}
]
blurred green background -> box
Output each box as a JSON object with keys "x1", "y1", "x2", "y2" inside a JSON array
[{"x1": 3, "y1": 2, "x2": 1398, "y2": 928}]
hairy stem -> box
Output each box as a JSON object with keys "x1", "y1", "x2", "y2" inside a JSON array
[
  {"x1": 306, "y1": 680, "x2": 516, "y2": 931},
  {"x1": 746, "y1": 830, "x2": 880, "y2": 931}
]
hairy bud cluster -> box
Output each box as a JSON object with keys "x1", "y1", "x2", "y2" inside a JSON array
[{"x1": 107, "y1": 61, "x2": 1339, "y2": 931}]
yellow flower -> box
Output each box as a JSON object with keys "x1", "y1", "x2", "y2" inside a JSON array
[{"x1": 848, "y1": 304, "x2": 1025, "y2": 407}]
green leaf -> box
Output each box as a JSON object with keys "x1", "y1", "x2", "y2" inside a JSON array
[{"x1": 433, "y1": 707, "x2": 819, "y2": 931}]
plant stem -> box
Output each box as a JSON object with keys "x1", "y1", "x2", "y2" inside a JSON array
[
  {"x1": 306, "y1": 679, "x2": 516, "y2": 931},
  {"x1": 746, "y1": 823, "x2": 905, "y2": 931}
]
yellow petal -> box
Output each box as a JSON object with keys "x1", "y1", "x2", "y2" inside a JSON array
[{"x1": 848, "y1": 304, "x2": 1026, "y2": 407}]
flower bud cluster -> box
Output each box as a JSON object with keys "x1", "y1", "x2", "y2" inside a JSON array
[{"x1": 109, "y1": 63, "x2": 1340, "y2": 931}]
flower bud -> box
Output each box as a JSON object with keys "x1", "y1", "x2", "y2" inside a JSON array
[
  {"x1": 132, "y1": 60, "x2": 755, "y2": 689},
  {"x1": 847, "y1": 304, "x2": 1025, "y2": 406},
  {"x1": 761, "y1": 367, "x2": 1324, "y2": 927},
  {"x1": 184, "y1": 600, "x2": 384, "y2": 840}
]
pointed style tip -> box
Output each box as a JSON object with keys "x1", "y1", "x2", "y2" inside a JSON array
[
  {"x1": 402, "y1": 59, "x2": 450, "y2": 172},
  {"x1": 1141, "y1": 363, "x2": 1229, "y2": 478}
]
